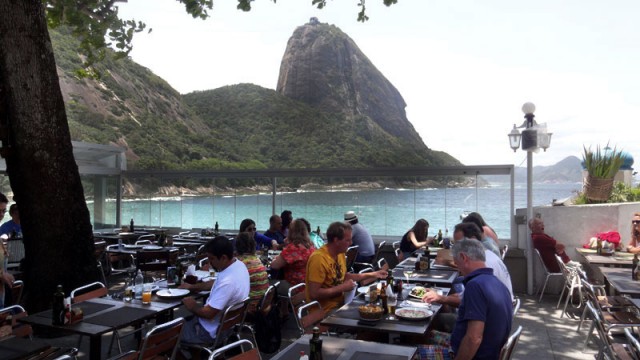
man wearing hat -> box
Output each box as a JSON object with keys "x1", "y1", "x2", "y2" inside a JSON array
[{"x1": 344, "y1": 211, "x2": 375, "y2": 263}]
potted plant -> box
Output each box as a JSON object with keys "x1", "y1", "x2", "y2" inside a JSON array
[{"x1": 582, "y1": 144, "x2": 625, "y2": 203}]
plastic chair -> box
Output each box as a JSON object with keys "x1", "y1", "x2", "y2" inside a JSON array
[
  {"x1": 208, "y1": 339, "x2": 261, "y2": 360},
  {"x1": 345, "y1": 245, "x2": 359, "y2": 273},
  {"x1": 107, "y1": 317, "x2": 184, "y2": 360},
  {"x1": 498, "y1": 325, "x2": 522, "y2": 360},
  {"x1": 534, "y1": 248, "x2": 563, "y2": 302}
]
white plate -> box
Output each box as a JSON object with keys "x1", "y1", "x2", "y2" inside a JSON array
[
  {"x1": 156, "y1": 289, "x2": 190, "y2": 298},
  {"x1": 395, "y1": 307, "x2": 433, "y2": 320},
  {"x1": 357, "y1": 284, "x2": 379, "y2": 294},
  {"x1": 142, "y1": 245, "x2": 163, "y2": 250},
  {"x1": 408, "y1": 286, "x2": 427, "y2": 299},
  {"x1": 123, "y1": 244, "x2": 144, "y2": 249}
]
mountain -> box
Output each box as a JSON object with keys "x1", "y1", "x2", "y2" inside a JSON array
[
  {"x1": 482, "y1": 156, "x2": 583, "y2": 184},
  {"x1": 50, "y1": 24, "x2": 461, "y2": 172},
  {"x1": 277, "y1": 20, "x2": 426, "y2": 149}
]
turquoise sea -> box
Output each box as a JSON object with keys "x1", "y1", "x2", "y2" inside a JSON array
[{"x1": 106, "y1": 182, "x2": 582, "y2": 238}]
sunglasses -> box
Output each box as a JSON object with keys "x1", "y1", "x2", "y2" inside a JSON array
[{"x1": 633, "y1": 220, "x2": 640, "y2": 225}]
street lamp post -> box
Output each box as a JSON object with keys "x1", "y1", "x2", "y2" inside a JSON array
[{"x1": 508, "y1": 102, "x2": 552, "y2": 295}]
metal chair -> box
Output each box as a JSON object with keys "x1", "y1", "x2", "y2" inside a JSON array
[
  {"x1": 357, "y1": 266, "x2": 377, "y2": 287},
  {"x1": 208, "y1": 339, "x2": 261, "y2": 360},
  {"x1": 70, "y1": 281, "x2": 108, "y2": 303},
  {"x1": 623, "y1": 328, "x2": 640, "y2": 360},
  {"x1": 243, "y1": 282, "x2": 279, "y2": 347},
  {"x1": 135, "y1": 249, "x2": 171, "y2": 280},
  {"x1": 374, "y1": 241, "x2": 386, "y2": 263},
  {"x1": 501, "y1": 244, "x2": 509, "y2": 260},
  {"x1": 534, "y1": 248, "x2": 563, "y2": 302},
  {"x1": 11, "y1": 279, "x2": 24, "y2": 306},
  {"x1": 512, "y1": 297, "x2": 521, "y2": 317},
  {"x1": 134, "y1": 239, "x2": 152, "y2": 245},
  {"x1": 0, "y1": 305, "x2": 32, "y2": 339},
  {"x1": 287, "y1": 283, "x2": 307, "y2": 334},
  {"x1": 376, "y1": 257, "x2": 389, "y2": 272},
  {"x1": 107, "y1": 317, "x2": 185, "y2": 360},
  {"x1": 498, "y1": 325, "x2": 522, "y2": 360},
  {"x1": 555, "y1": 254, "x2": 583, "y2": 317},
  {"x1": 296, "y1": 301, "x2": 328, "y2": 335},
  {"x1": 136, "y1": 234, "x2": 156, "y2": 242},
  {"x1": 183, "y1": 298, "x2": 251, "y2": 357},
  {"x1": 345, "y1": 245, "x2": 359, "y2": 273},
  {"x1": 105, "y1": 244, "x2": 136, "y2": 276}
]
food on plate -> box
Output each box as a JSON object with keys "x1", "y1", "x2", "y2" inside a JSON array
[
  {"x1": 410, "y1": 286, "x2": 427, "y2": 298},
  {"x1": 396, "y1": 308, "x2": 431, "y2": 319},
  {"x1": 358, "y1": 304, "x2": 384, "y2": 321}
]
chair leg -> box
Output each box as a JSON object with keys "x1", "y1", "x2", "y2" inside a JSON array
[
  {"x1": 583, "y1": 321, "x2": 595, "y2": 352},
  {"x1": 539, "y1": 275, "x2": 550, "y2": 302},
  {"x1": 560, "y1": 287, "x2": 573, "y2": 318},
  {"x1": 557, "y1": 285, "x2": 567, "y2": 309},
  {"x1": 577, "y1": 304, "x2": 589, "y2": 331}
]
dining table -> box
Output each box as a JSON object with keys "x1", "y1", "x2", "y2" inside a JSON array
[
  {"x1": 393, "y1": 258, "x2": 458, "y2": 287},
  {"x1": 269, "y1": 334, "x2": 417, "y2": 360},
  {"x1": 575, "y1": 248, "x2": 634, "y2": 268},
  {"x1": 19, "y1": 289, "x2": 196, "y2": 360},
  {"x1": 598, "y1": 266, "x2": 640, "y2": 297},
  {"x1": 320, "y1": 285, "x2": 448, "y2": 337}
]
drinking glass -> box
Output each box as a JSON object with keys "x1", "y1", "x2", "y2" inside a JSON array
[
  {"x1": 386, "y1": 294, "x2": 397, "y2": 320},
  {"x1": 123, "y1": 287, "x2": 133, "y2": 302},
  {"x1": 142, "y1": 284, "x2": 152, "y2": 305},
  {"x1": 404, "y1": 270, "x2": 413, "y2": 285}
]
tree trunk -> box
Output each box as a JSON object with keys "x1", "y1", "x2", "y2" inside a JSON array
[{"x1": 0, "y1": 0, "x2": 98, "y2": 311}]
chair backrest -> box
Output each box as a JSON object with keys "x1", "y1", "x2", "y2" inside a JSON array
[
  {"x1": 137, "y1": 317, "x2": 184, "y2": 360},
  {"x1": 392, "y1": 241, "x2": 401, "y2": 250},
  {"x1": 297, "y1": 301, "x2": 324, "y2": 335},
  {"x1": 376, "y1": 257, "x2": 389, "y2": 272},
  {"x1": 209, "y1": 339, "x2": 261, "y2": 360},
  {"x1": 394, "y1": 247, "x2": 403, "y2": 263},
  {"x1": 534, "y1": 248, "x2": 560, "y2": 275},
  {"x1": 358, "y1": 267, "x2": 376, "y2": 287},
  {"x1": 135, "y1": 239, "x2": 152, "y2": 245},
  {"x1": 499, "y1": 325, "x2": 523, "y2": 360},
  {"x1": 137, "y1": 234, "x2": 156, "y2": 241},
  {"x1": 6, "y1": 237, "x2": 25, "y2": 263},
  {"x1": 257, "y1": 282, "x2": 279, "y2": 317},
  {"x1": 136, "y1": 250, "x2": 171, "y2": 272},
  {"x1": 0, "y1": 305, "x2": 32, "y2": 339},
  {"x1": 555, "y1": 254, "x2": 580, "y2": 287},
  {"x1": 288, "y1": 283, "x2": 306, "y2": 333},
  {"x1": 71, "y1": 281, "x2": 107, "y2": 303},
  {"x1": 214, "y1": 298, "x2": 250, "y2": 345},
  {"x1": 624, "y1": 328, "x2": 640, "y2": 359},
  {"x1": 512, "y1": 297, "x2": 521, "y2": 317},
  {"x1": 586, "y1": 302, "x2": 617, "y2": 359},
  {"x1": 345, "y1": 245, "x2": 359, "y2": 272},
  {"x1": 11, "y1": 279, "x2": 24, "y2": 305},
  {"x1": 374, "y1": 241, "x2": 386, "y2": 262},
  {"x1": 501, "y1": 244, "x2": 509, "y2": 260},
  {"x1": 198, "y1": 257, "x2": 209, "y2": 270}
]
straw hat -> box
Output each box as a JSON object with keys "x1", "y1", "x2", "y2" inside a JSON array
[{"x1": 344, "y1": 211, "x2": 358, "y2": 222}]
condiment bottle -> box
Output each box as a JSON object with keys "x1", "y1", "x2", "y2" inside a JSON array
[
  {"x1": 309, "y1": 326, "x2": 324, "y2": 360},
  {"x1": 415, "y1": 254, "x2": 421, "y2": 272},
  {"x1": 52, "y1": 285, "x2": 65, "y2": 325},
  {"x1": 299, "y1": 351, "x2": 309, "y2": 360}
]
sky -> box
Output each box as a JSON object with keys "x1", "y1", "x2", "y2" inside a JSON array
[{"x1": 116, "y1": 0, "x2": 640, "y2": 168}]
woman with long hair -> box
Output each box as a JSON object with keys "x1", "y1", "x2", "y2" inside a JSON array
[
  {"x1": 239, "y1": 218, "x2": 277, "y2": 249},
  {"x1": 400, "y1": 219, "x2": 431, "y2": 259},
  {"x1": 235, "y1": 232, "x2": 269, "y2": 315},
  {"x1": 271, "y1": 219, "x2": 315, "y2": 293}
]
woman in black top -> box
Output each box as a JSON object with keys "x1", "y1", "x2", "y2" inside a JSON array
[{"x1": 400, "y1": 219, "x2": 431, "y2": 259}]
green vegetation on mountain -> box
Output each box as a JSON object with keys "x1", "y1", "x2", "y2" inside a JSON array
[{"x1": 51, "y1": 26, "x2": 461, "y2": 173}]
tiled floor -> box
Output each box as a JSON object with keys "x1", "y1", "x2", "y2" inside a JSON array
[{"x1": 29, "y1": 288, "x2": 603, "y2": 359}]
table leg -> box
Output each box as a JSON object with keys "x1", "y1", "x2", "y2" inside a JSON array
[{"x1": 89, "y1": 335, "x2": 102, "y2": 360}]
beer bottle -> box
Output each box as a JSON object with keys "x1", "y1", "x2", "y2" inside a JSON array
[
  {"x1": 130, "y1": 218, "x2": 135, "y2": 233},
  {"x1": 309, "y1": 326, "x2": 324, "y2": 360},
  {"x1": 380, "y1": 282, "x2": 388, "y2": 314},
  {"x1": 52, "y1": 285, "x2": 65, "y2": 325},
  {"x1": 437, "y1": 229, "x2": 443, "y2": 246},
  {"x1": 633, "y1": 254, "x2": 639, "y2": 281},
  {"x1": 214, "y1": 221, "x2": 219, "y2": 235},
  {"x1": 414, "y1": 254, "x2": 421, "y2": 272},
  {"x1": 386, "y1": 270, "x2": 394, "y2": 292}
]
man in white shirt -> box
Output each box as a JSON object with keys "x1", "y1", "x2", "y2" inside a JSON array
[{"x1": 180, "y1": 236, "x2": 250, "y2": 344}]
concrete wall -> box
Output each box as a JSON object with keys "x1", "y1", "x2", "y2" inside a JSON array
[{"x1": 513, "y1": 201, "x2": 640, "y2": 294}]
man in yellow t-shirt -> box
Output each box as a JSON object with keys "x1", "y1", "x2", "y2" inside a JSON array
[{"x1": 306, "y1": 221, "x2": 386, "y2": 314}]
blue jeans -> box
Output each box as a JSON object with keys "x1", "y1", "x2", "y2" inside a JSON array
[{"x1": 180, "y1": 316, "x2": 215, "y2": 344}]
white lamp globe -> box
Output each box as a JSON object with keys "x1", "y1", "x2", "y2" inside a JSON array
[{"x1": 522, "y1": 102, "x2": 536, "y2": 115}]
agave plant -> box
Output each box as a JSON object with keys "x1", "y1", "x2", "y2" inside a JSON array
[{"x1": 582, "y1": 144, "x2": 625, "y2": 179}]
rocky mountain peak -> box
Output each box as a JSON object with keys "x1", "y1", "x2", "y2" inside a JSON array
[{"x1": 276, "y1": 20, "x2": 426, "y2": 149}]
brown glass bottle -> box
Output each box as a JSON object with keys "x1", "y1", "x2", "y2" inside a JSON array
[{"x1": 309, "y1": 326, "x2": 324, "y2": 360}]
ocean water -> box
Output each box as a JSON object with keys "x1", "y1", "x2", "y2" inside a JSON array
[{"x1": 102, "y1": 182, "x2": 582, "y2": 238}]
